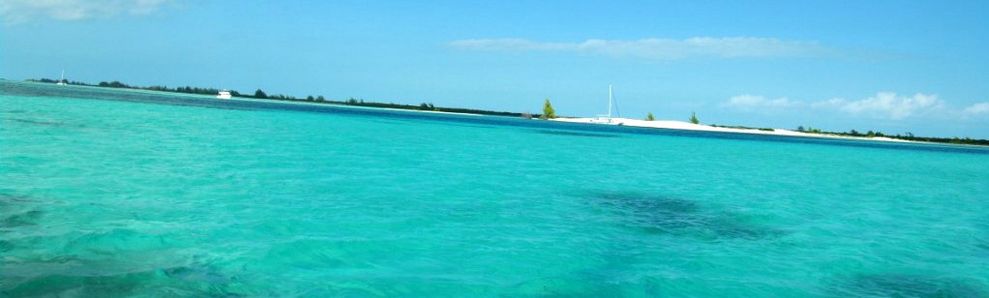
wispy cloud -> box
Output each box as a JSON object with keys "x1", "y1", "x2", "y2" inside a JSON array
[
  {"x1": 723, "y1": 94, "x2": 799, "y2": 111},
  {"x1": 963, "y1": 102, "x2": 989, "y2": 116},
  {"x1": 449, "y1": 37, "x2": 835, "y2": 60},
  {"x1": 724, "y1": 92, "x2": 950, "y2": 120},
  {"x1": 819, "y1": 92, "x2": 944, "y2": 120},
  {"x1": 0, "y1": 0, "x2": 173, "y2": 24}
]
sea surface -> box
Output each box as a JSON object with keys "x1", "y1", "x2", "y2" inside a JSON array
[{"x1": 2, "y1": 81, "x2": 989, "y2": 297}]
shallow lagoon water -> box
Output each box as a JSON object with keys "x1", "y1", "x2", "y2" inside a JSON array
[{"x1": 2, "y1": 81, "x2": 989, "y2": 297}]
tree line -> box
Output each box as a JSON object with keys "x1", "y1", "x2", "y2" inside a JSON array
[
  {"x1": 796, "y1": 126, "x2": 989, "y2": 146},
  {"x1": 27, "y1": 78, "x2": 536, "y2": 118}
]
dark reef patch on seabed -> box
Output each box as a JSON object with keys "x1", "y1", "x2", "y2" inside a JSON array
[
  {"x1": 161, "y1": 266, "x2": 236, "y2": 286},
  {"x1": 0, "y1": 264, "x2": 249, "y2": 297},
  {"x1": 1, "y1": 220, "x2": 217, "y2": 295},
  {"x1": 0, "y1": 193, "x2": 35, "y2": 207},
  {"x1": 589, "y1": 192, "x2": 784, "y2": 240},
  {"x1": 827, "y1": 273, "x2": 989, "y2": 298},
  {"x1": 0, "y1": 193, "x2": 45, "y2": 229},
  {"x1": 977, "y1": 240, "x2": 989, "y2": 252},
  {"x1": 1, "y1": 210, "x2": 43, "y2": 228}
]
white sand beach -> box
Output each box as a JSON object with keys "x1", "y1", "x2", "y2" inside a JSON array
[
  {"x1": 550, "y1": 117, "x2": 914, "y2": 143},
  {"x1": 87, "y1": 83, "x2": 910, "y2": 144}
]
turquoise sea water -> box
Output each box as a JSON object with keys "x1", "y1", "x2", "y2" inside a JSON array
[{"x1": 2, "y1": 81, "x2": 989, "y2": 297}]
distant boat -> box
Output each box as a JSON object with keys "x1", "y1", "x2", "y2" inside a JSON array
[
  {"x1": 216, "y1": 90, "x2": 232, "y2": 99},
  {"x1": 590, "y1": 85, "x2": 620, "y2": 124},
  {"x1": 56, "y1": 70, "x2": 67, "y2": 86}
]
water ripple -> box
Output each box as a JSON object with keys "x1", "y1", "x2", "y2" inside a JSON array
[{"x1": 828, "y1": 273, "x2": 989, "y2": 298}]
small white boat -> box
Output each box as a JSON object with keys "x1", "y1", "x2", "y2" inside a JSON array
[
  {"x1": 56, "y1": 70, "x2": 67, "y2": 85},
  {"x1": 216, "y1": 90, "x2": 232, "y2": 99},
  {"x1": 588, "y1": 85, "x2": 621, "y2": 124}
]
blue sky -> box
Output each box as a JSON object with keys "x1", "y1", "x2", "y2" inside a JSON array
[{"x1": 2, "y1": 1, "x2": 989, "y2": 138}]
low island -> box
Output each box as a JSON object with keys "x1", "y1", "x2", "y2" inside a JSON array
[{"x1": 26, "y1": 78, "x2": 989, "y2": 146}]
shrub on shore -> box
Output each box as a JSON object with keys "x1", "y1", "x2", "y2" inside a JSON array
[{"x1": 542, "y1": 98, "x2": 556, "y2": 119}]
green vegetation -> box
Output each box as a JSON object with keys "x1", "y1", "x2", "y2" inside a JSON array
[
  {"x1": 710, "y1": 124, "x2": 774, "y2": 132},
  {"x1": 689, "y1": 112, "x2": 699, "y2": 124},
  {"x1": 646, "y1": 112, "x2": 655, "y2": 121},
  {"x1": 27, "y1": 78, "x2": 536, "y2": 118},
  {"x1": 542, "y1": 98, "x2": 556, "y2": 119},
  {"x1": 32, "y1": 78, "x2": 80, "y2": 85},
  {"x1": 796, "y1": 126, "x2": 989, "y2": 146}
]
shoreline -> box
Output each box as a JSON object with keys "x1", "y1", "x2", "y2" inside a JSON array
[
  {"x1": 218, "y1": 94, "x2": 906, "y2": 145},
  {"x1": 10, "y1": 80, "x2": 488, "y2": 118},
  {"x1": 221, "y1": 94, "x2": 486, "y2": 117},
  {"x1": 550, "y1": 117, "x2": 916, "y2": 144},
  {"x1": 7, "y1": 80, "x2": 986, "y2": 146}
]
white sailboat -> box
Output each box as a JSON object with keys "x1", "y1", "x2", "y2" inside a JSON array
[
  {"x1": 591, "y1": 85, "x2": 621, "y2": 124},
  {"x1": 56, "y1": 70, "x2": 67, "y2": 85}
]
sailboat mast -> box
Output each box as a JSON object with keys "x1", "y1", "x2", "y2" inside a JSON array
[
  {"x1": 56, "y1": 70, "x2": 67, "y2": 85},
  {"x1": 608, "y1": 84, "x2": 613, "y2": 119}
]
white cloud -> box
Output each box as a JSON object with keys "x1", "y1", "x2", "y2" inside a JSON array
[
  {"x1": 809, "y1": 98, "x2": 845, "y2": 109},
  {"x1": 826, "y1": 92, "x2": 943, "y2": 120},
  {"x1": 723, "y1": 94, "x2": 799, "y2": 110},
  {"x1": 963, "y1": 102, "x2": 989, "y2": 116},
  {"x1": 449, "y1": 37, "x2": 833, "y2": 60},
  {"x1": 724, "y1": 92, "x2": 946, "y2": 120},
  {"x1": 0, "y1": 0, "x2": 172, "y2": 24}
]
